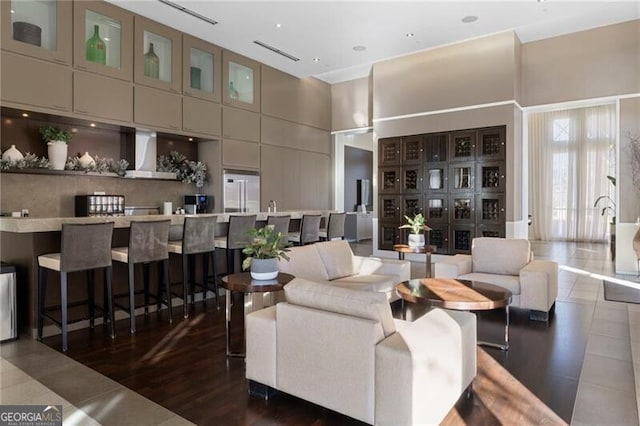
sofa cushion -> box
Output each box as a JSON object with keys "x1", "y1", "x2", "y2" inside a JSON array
[
  {"x1": 314, "y1": 240, "x2": 355, "y2": 280},
  {"x1": 277, "y1": 244, "x2": 330, "y2": 282},
  {"x1": 284, "y1": 278, "x2": 395, "y2": 337},
  {"x1": 458, "y1": 272, "x2": 521, "y2": 295},
  {"x1": 471, "y1": 238, "x2": 531, "y2": 276}
]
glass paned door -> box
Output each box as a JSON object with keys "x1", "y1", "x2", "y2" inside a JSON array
[
  {"x1": 143, "y1": 30, "x2": 172, "y2": 82},
  {"x1": 11, "y1": 0, "x2": 56, "y2": 50},
  {"x1": 85, "y1": 9, "x2": 121, "y2": 69},
  {"x1": 228, "y1": 61, "x2": 254, "y2": 104},
  {"x1": 190, "y1": 47, "x2": 213, "y2": 92}
]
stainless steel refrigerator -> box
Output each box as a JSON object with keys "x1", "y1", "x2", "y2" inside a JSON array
[{"x1": 223, "y1": 170, "x2": 260, "y2": 213}]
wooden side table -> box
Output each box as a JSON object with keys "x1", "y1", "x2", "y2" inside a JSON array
[
  {"x1": 220, "y1": 272, "x2": 294, "y2": 357},
  {"x1": 393, "y1": 244, "x2": 436, "y2": 278}
]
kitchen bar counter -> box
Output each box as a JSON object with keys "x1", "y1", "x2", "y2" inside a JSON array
[
  {"x1": 1, "y1": 210, "x2": 332, "y2": 337},
  {"x1": 0, "y1": 211, "x2": 331, "y2": 233}
]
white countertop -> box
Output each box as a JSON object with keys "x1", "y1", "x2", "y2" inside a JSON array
[{"x1": 0, "y1": 211, "x2": 332, "y2": 233}]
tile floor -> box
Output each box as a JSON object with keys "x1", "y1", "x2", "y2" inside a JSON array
[{"x1": 1, "y1": 240, "x2": 639, "y2": 425}]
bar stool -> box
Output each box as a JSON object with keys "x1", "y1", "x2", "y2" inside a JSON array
[
  {"x1": 288, "y1": 214, "x2": 321, "y2": 245},
  {"x1": 37, "y1": 222, "x2": 115, "y2": 352},
  {"x1": 267, "y1": 215, "x2": 291, "y2": 244},
  {"x1": 111, "y1": 220, "x2": 171, "y2": 334},
  {"x1": 319, "y1": 212, "x2": 346, "y2": 241},
  {"x1": 214, "y1": 215, "x2": 256, "y2": 275},
  {"x1": 167, "y1": 216, "x2": 218, "y2": 318}
]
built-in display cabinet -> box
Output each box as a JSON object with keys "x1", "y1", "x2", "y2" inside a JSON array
[
  {"x1": 222, "y1": 50, "x2": 261, "y2": 113},
  {"x1": 73, "y1": 1, "x2": 133, "y2": 81},
  {"x1": 378, "y1": 125, "x2": 506, "y2": 254},
  {"x1": 134, "y1": 16, "x2": 182, "y2": 94},
  {"x1": 183, "y1": 35, "x2": 221, "y2": 103},
  {"x1": 1, "y1": 0, "x2": 72, "y2": 65}
]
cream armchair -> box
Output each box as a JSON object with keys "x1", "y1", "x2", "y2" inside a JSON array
[
  {"x1": 434, "y1": 237, "x2": 558, "y2": 321},
  {"x1": 246, "y1": 278, "x2": 477, "y2": 425}
]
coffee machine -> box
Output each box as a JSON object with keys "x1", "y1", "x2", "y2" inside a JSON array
[{"x1": 184, "y1": 195, "x2": 211, "y2": 214}]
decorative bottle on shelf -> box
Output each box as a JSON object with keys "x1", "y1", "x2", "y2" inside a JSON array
[
  {"x1": 144, "y1": 42, "x2": 160, "y2": 79},
  {"x1": 86, "y1": 25, "x2": 106, "y2": 65},
  {"x1": 229, "y1": 81, "x2": 239, "y2": 100}
]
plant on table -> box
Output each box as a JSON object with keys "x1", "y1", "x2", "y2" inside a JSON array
[
  {"x1": 399, "y1": 213, "x2": 432, "y2": 248},
  {"x1": 242, "y1": 225, "x2": 290, "y2": 280}
]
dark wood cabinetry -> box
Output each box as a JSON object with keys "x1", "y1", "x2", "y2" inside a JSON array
[{"x1": 378, "y1": 125, "x2": 506, "y2": 254}]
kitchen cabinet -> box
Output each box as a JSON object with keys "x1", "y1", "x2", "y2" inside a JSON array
[
  {"x1": 345, "y1": 213, "x2": 373, "y2": 242},
  {"x1": 73, "y1": 1, "x2": 133, "y2": 81},
  {"x1": 74, "y1": 71, "x2": 133, "y2": 124},
  {"x1": 1, "y1": 51, "x2": 71, "y2": 113},
  {"x1": 134, "y1": 16, "x2": 181, "y2": 94},
  {"x1": 1, "y1": 0, "x2": 72, "y2": 65},
  {"x1": 300, "y1": 151, "x2": 331, "y2": 210},
  {"x1": 183, "y1": 35, "x2": 221, "y2": 103},
  {"x1": 223, "y1": 50, "x2": 260, "y2": 113},
  {"x1": 222, "y1": 107, "x2": 260, "y2": 142},
  {"x1": 183, "y1": 97, "x2": 221, "y2": 137},
  {"x1": 222, "y1": 139, "x2": 260, "y2": 170},
  {"x1": 378, "y1": 137, "x2": 401, "y2": 166},
  {"x1": 134, "y1": 85, "x2": 181, "y2": 131}
]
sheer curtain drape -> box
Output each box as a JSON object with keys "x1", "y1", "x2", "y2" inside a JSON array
[{"x1": 528, "y1": 104, "x2": 616, "y2": 242}]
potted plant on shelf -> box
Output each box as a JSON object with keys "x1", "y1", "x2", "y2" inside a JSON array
[
  {"x1": 39, "y1": 126, "x2": 72, "y2": 170},
  {"x1": 399, "y1": 213, "x2": 432, "y2": 248},
  {"x1": 242, "y1": 225, "x2": 290, "y2": 280}
]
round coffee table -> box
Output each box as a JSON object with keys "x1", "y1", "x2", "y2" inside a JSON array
[
  {"x1": 221, "y1": 272, "x2": 295, "y2": 357},
  {"x1": 393, "y1": 244, "x2": 436, "y2": 278},
  {"x1": 396, "y1": 278, "x2": 512, "y2": 351}
]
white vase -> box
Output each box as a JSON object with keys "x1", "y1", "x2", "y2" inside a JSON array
[
  {"x1": 250, "y1": 258, "x2": 278, "y2": 280},
  {"x1": 47, "y1": 141, "x2": 68, "y2": 170},
  {"x1": 429, "y1": 169, "x2": 441, "y2": 190},
  {"x1": 408, "y1": 233, "x2": 425, "y2": 248},
  {"x1": 78, "y1": 152, "x2": 95, "y2": 168},
  {"x1": 2, "y1": 145, "x2": 24, "y2": 164}
]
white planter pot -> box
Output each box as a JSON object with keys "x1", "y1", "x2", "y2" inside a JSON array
[
  {"x1": 408, "y1": 233, "x2": 425, "y2": 248},
  {"x1": 47, "y1": 141, "x2": 68, "y2": 170},
  {"x1": 250, "y1": 258, "x2": 278, "y2": 280}
]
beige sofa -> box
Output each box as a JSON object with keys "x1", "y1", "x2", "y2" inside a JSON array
[
  {"x1": 276, "y1": 240, "x2": 410, "y2": 302},
  {"x1": 246, "y1": 278, "x2": 477, "y2": 425},
  {"x1": 434, "y1": 237, "x2": 558, "y2": 321}
]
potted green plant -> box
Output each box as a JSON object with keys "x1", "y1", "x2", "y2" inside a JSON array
[
  {"x1": 242, "y1": 225, "x2": 290, "y2": 280},
  {"x1": 40, "y1": 126, "x2": 72, "y2": 170},
  {"x1": 399, "y1": 213, "x2": 432, "y2": 248}
]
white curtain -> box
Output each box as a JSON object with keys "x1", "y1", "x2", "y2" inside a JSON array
[{"x1": 528, "y1": 104, "x2": 616, "y2": 242}]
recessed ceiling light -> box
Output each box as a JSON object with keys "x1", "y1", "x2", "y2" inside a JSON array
[
  {"x1": 352, "y1": 45, "x2": 366, "y2": 52},
  {"x1": 21, "y1": 113, "x2": 29, "y2": 117},
  {"x1": 188, "y1": 137, "x2": 194, "y2": 141},
  {"x1": 462, "y1": 15, "x2": 478, "y2": 23},
  {"x1": 312, "y1": 57, "x2": 320, "y2": 62},
  {"x1": 276, "y1": 23, "x2": 282, "y2": 28},
  {"x1": 406, "y1": 33, "x2": 415, "y2": 38},
  {"x1": 90, "y1": 123, "x2": 96, "y2": 127}
]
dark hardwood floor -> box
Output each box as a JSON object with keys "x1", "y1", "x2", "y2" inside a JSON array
[{"x1": 43, "y1": 295, "x2": 572, "y2": 425}]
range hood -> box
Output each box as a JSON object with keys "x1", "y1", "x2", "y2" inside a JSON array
[{"x1": 124, "y1": 130, "x2": 177, "y2": 179}]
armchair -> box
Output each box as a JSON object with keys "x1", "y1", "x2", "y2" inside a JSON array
[
  {"x1": 434, "y1": 237, "x2": 558, "y2": 321},
  {"x1": 246, "y1": 278, "x2": 477, "y2": 425}
]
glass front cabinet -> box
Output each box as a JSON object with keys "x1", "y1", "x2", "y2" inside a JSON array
[
  {"x1": 183, "y1": 35, "x2": 221, "y2": 103},
  {"x1": 223, "y1": 50, "x2": 260, "y2": 112},
  {"x1": 134, "y1": 16, "x2": 181, "y2": 93},
  {"x1": 1, "y1": 0, "x2": 72, "y2": 64},
  {"x1": 73, "y1": 1, "x2": 133, "y2": 81}
]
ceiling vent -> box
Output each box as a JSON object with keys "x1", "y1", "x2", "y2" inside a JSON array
[
  {"x1": 253, "y1": 40, "x2": 300, "y2": 62},
  {"x1": 158, "y1": 0, "x2": 218, "y2": 26}
]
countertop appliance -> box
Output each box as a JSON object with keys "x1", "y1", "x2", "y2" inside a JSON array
[
  {"x1": 0, "y1": 262, "x2": 17, "y2": 342},
  {"x1": 184, "y1": 194, "x2": 211, "y2": 214},
  {"x1": 224, "y1": 170, "x2": 260, "y2": 213},
  {"x1": 75, "y1": 195, "x2": 125, "y2": 217}
]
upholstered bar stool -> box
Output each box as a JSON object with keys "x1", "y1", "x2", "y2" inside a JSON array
[
  {"x1": 167, "y1": 216, "x2": 218, "y2": 318},
  {"x1": 111, "y1": 220, "x2": 171, "y2": 334},
  {"x1": 214, "y1": 215, "x2": 256, "y2": 276},
  {"x1": 37, "y1": 222, "x2": 115, "y2": 352},
  {"x1": 288, "y1": 214, "x2": 321, "y2": 245},
  {"x1": 267, "y1": 215, "x2": 291, "y2": 244},
  {"x1": 319, "y1": 212, "x2": 346, "y2": 241}
]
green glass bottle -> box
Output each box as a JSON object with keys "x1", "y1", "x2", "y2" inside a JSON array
[
  {"x1": 86, "y1": 25, "x2": 106, "y2": 65},
  {"x1": 144, "y1": 42, "x2": 160, "y2": 79}
]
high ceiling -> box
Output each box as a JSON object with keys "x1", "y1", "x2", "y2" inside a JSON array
[{"x1": 108, "y1": 1, "x2": 640, "y2": 84}]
